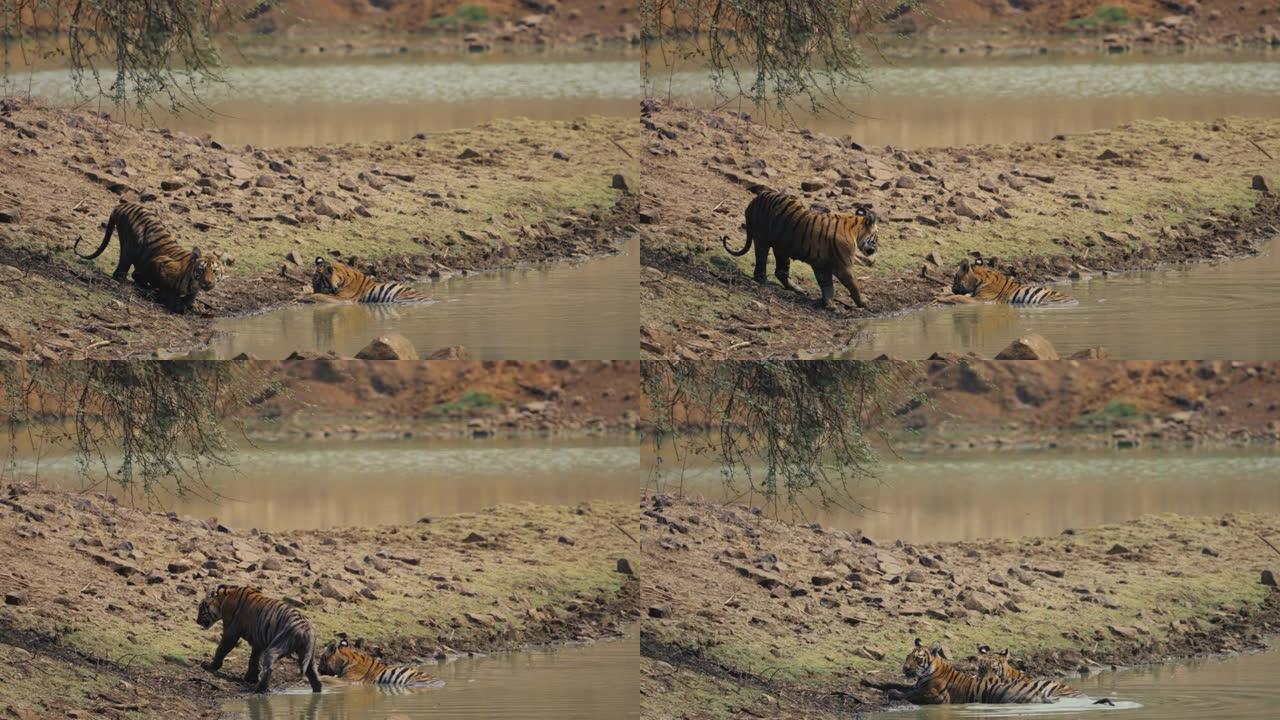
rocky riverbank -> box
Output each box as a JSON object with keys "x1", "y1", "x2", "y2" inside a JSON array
[
  {"x1": 0, "y1": 96, "x2": 635, "y2": 359},
  {"x1": 0, "y1": 484, "x2": 638, "y2": 719},
  {"x1": 639, "y1": 100, "x2": 1279, "y2": 358},
  {"x1": 641, "y1": 493, "x2": 1280, "y2": 719}
]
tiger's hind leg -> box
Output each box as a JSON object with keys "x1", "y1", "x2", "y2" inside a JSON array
[
  {"x1": 812, "y1": 267, "x2": 836, "y2": 309},
  {"x1": 254, "y1": 647, "x2": 278, "y2": 693},
  {"x1": 773, "y1": 252, "x2": 802, "y2": 294},
  {"x1": 111, "y1": 251, "x2": 132, "y2": 282},
  {"x1": 298, "y1": 649, "x2": 322, "y2": 693},
  {"x1": 244, "y1": 646, "x2": 263, "y2": 685},
  {"x1": 835, "y1": 266, "x2": 868, "y2": 309},
  {"x1": 752, "y1": 235, "x2": 770, "y2": 284}
]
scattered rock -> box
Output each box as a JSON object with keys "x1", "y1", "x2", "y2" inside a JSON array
[
  {"x1": 1262, "y1": 570, "x2": 1277, "y2": 588},
  {"x1": 1201, "y1": 545, "x2": 1219, "y2": 557},
  {"x1": 1192, "y1": 152, "x2": 1210, "y2": 162},
  {"x1": 557, "y1": 535, "x2": 576, "y2": 546},
  {"x1": 1252, "y1": 175, "x2": 1272, "y2": 193},
  {"x1": 800, "y1": 178, "x2": 827, "y2": 192},
  {"x1": 648, "y1": 605, "x2": 671, "y2": 619},
  {"x1": 427, "y1": 345, "x2": 468, "y2": 360},
  {"x1": 354, "y1": 334, "x2": 419, "y2": 360},
  {"x1": 995, "y1": 334, "x2": 1059, "y2": 360},
  {"x1": 254, "y1": 174, "x2": 276, "y2": 188},
  {"x1": 611, "y1": 173, "x2": 632, "y2": 192},
  {"x1": 0, "y1": 209, "x2": 18, "y2": 224},
  {"x1": 551, "y1": 149, "x2": 570, "y2": 161},
  {"x1": 462, "y1": 532, "x2": 487, "y2": 543},
  {"x1": 4, "y1": 592, "x2": 27, "y2": 606},
  {"x1": 458, "y1": 148, "x2": 481, "y2": 160},
  {"x1": 285, "y1": 250, "x2": 303, "y2": 265},
  {"x1": 160, "y1": 177, "x2": 186, "y2": 191},
  {"x1": 1106, "y1": 544, "x2": 1131, "y2": 555},
  {"x1": 1097, "y1": 149, "x2": 1121, "y2": 161},
  {"x1": 616, "y1": 558, "x2": 634, "y2": 576}
]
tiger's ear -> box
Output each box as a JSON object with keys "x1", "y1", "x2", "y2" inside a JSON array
[
  {"x1": 191, "y1": 245, "x2": 202, "y2": 260},
  {"x1": 913, "y1": 638, "x2": 923, "y2": 648},
  {"x1": 987, "y1": 256, "x2": 999, "y2": 269},
  {"x1": 855, "y1": 207, "x2": 866, "y2": 217},
  {"x1": 315, "y1": 256, "x2": 326, "y2": 266},
  {"x1": 998, "y1": 648, "x2": 1009, "y2": 657},
  {"x1": 339, "y1": 639, "x2": 349, "y2": 648},
  {"x1": 977, "y1": 644, "x2": 990, "y2": 654}
]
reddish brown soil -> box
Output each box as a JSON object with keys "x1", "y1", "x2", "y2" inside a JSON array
[
  {"x1": 889, "y1": 0, "x2": 1280, "y2": 51},
  {"x1": 910, "y1": 359, "x2": 1280, "y2": 443},
  {"x1": 244, "y1": 359, "x2": 641, "y2": 435}
]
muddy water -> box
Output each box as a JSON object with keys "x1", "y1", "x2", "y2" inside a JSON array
[
  {"x1": 221, "y1": 628, "x2": 639, "y2": 720},
  {"x1": 645, "y1": 448, "x2": 1280, "y2": 543},
  {"x1": 868, "y1": 644, "x2": 1280, "y2": 719},
  {"x1": 840, "y1": 237, "x2": 1280, "y2": 360},
  {"x1": 655, "y1": 50, "x2": 1280, "y2": 147},
  {"x1": 19, "y1": 436, "x2": 636, "y2": 531},
  {"x1": 198, "y1": 233, "x2": 638, "y2": 359},
  {"x1": 6, "y1": 51, "x2": 637, "y2": 146}
]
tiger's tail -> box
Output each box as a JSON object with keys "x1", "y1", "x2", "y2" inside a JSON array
[
  {"x1": 721, "y1": 233, "x2": 752, "y2": 257},
  {"x1": 76, "y1": 206, "x2": 119, "y2": 259}
]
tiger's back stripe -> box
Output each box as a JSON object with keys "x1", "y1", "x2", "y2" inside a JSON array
[{"x1": 362, "y1": 283, "x2": 416, "y2": 304}]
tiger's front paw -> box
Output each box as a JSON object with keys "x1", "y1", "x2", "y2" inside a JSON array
[{"x1": 202, "y1": 661, "x2": 222, "y2": 673}]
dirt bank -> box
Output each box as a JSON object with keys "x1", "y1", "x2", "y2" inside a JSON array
[
  {"x1": 641, "y1": 493, "x2": 1280, "y2": 719},
  {"x1": 882, "y1": 0, "x2": 1280, "y2": 54},
  {"x1": 0, "y1": 96, "x2": 635, "y2": 359},
  {"x1": 639, "y1": 100, "x2": 1279, "y2": 358},
  {"x1": 0, "y1": 484, "x2": 638, "y2": 719},
  {"x1": 902, "y1": 358, "x2": 1280, "y2": 450},
  {"x1": 242, "y1": 359, "x2": 641, "y2": 438}
]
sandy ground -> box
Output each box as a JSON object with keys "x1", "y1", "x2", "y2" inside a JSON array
[
  {"x1": 0, "y1": 484, "x2": 638, "y2": 719},
  {"x1": 0, "y1": 96, "x2": 636, "y2": 359},
  {"x1": 641, "y1": 493, "x2": 1280, "y2": 719},
  {"x1": 639, "y1": 100, "x2": 1280, "y2": 359}
]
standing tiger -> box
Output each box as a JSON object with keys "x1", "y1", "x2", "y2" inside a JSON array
[
  {"x1": 951, "y1": 256, "x2": 1077, "y2": 305},
  {"x1": 721, "y1": 189, "x2": 878, "y2": 310},
  {"x1": 74, "y1": 201, "x2": 223, "y2": 313},
  {"x1": 196, "y1": 584, "x2": 323, "y2": 693},
  {"x1": 318, "y1": 638, "x2": 445, "y2": 687},
  {"x1": 311, "y1": 257, "x2": 420, "y2": 303}
]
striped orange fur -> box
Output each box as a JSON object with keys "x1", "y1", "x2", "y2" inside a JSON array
[
  {"x1": 721, "y1": 189, "x2": 879, "y2": 309},
  {"x1": 312, "y1": 257, "x2": 419, "y2": 303},
  {"x1": 319, "y1": 639, "x2": 444, "y2": 687},
  {"x1": 196, "y1": 584, "x2": 323, "y2": 693},
  {"x1": 75, "y1": 201, "x2": 223, "y2": 313},
  {"x1": 951, "y1": 256, "x2": 1077, "y2": 305}
]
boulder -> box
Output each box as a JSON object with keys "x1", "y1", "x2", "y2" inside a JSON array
[
  {"x1": 355, "y1": 334, "x2": 419, "y2": 360},
  {"x1": 1252, "y1": 175, "x2": 1272, "y2": 193},
  {"x1": 995, "y1": 334, "x2": 1059, "y2": 360}
]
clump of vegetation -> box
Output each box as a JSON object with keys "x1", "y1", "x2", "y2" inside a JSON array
[
  {"x1": 432, "y1": 389, "x2": 496, "y2": 416},
  {"x1": 1, "y1": 0, "x2": 282, "y2": 114},
  {"x1": 642, "y1": 360, "x2": 925, "y2": 516},
  {"x1": 1071, "y1": 5, "x2": 1130, "y2": 27},
  {"x1": 0, "y1": 362, "x2": 280, "y2": 502},
  {"x1": 1076, "y1": 399, "x2": 1142, "y2": 426},
  {"x1": 642, "y1": 0, "x2": 928, "y2": 121},
  {"x1": 432, "y1": 4, "x2": 491, "y2": 27}
]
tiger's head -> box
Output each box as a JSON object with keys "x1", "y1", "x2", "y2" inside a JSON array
[
  {"x1": 952, "y1": 255, "x2": 1000, "y2": 295},
  {"x1": 188, "y1": 246, "x2": 224, "y2": 292},
  {"x1": 975, "y1": 644, "x2": 1017, "y2": 681},
  {"x1": 196, "y1": 584, "x2": 235, "y2": 629},
  {"x1": 313, "y1": 256, "x2": 354, "y2": 295},
  {"x1": 318, "y1": 638, "x2": 369, "y2": 677},
  {"x1": 843, "y1": 206, "x2": 878, "y2": 259},
  {"x1": 902, "y1": 638, "x2": 943, "y2": 681}
]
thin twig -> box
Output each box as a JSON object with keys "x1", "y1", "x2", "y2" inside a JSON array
[
  {"x1": 1248, "y1": 138, "x2": 1274, "y2": 161},
  {"x1": 609, "y1": 137, "x2": 634, "y2": 159},
  {"x1": 612, "y1": 522, "x2": 638, "y2": 545},
  {"x1": 1258, "y1": 533, "x2": 1280, "y2": 558}
]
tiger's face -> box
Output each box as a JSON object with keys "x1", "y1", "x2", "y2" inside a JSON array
[
  {"x1": 313, "y1": 257, "x2": 348, "y2": 294},
  {"x1": 196, "y1": 585, "x2": 228, "y2": 629},
  {"x1": 189, "y1": 247, "x2": 224, "y2": 292},
  {"x1": 902, "y1": 638, "x2": 938, "y2": 680},
  {"x1": 975, "y1": 645, "x2": 1016, "y2": 681},
  {"x1": 318, "y1": 639, "x2": 360, "y2": 676},
  {"x1": 845, "y1": 207, "x2": 878, "y2": 258},
  {"x1": 952, "y1": 256, "x2": 997, "y2": 295}
]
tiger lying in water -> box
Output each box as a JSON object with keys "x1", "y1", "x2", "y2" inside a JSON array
[
  {"x1": 196, "y1": 584, "x2": 323, "y2": 693},
  {"x1": 311, "y1": 257, "x2": 420, "y2": 303},
  {"x1": 883, "y1": 639, "x2": 1114, "y2": 705},
  {"x1": 75, "y1": 201, "x2": 223, "y2": 313},
  {"x1": 318, "y1": 638, "x2": 444, "y2": 687},
  {"x1": 952, "y1": 255, "x2": 1077, "y2": 306}
]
